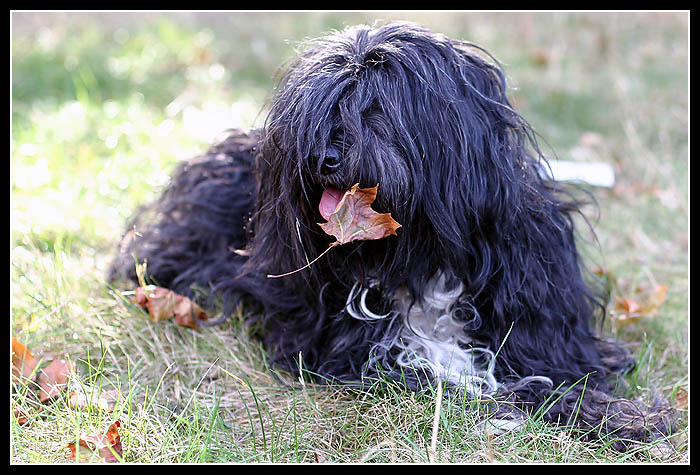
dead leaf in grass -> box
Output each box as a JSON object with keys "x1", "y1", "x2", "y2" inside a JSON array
[
  {"x1": 12, "y1": 337, "x2": 38, "y2": 382},
  {"x1": 645, "y1": 285, "x2": 668, "y2": 315},
  {"x1": 674, "y1": 387, "x2": 688, "y2": 410},
  {"x1": 613, "y1": 284, "x2": 669, "y2": 328},
  {"x1": 613, "y1": 297, "x2": 643, "y2": 327},
  {"x1": 131, "y1": 285, "x2": 209, "y2": 328},
  {"x1": 13, "y1": 405, "x2": 32, "y2": 426},
  {"x1": 38, "y1": 359, "x2": 73, "y2": 402},
  {"x1": 68, "y1": 420, "x2": 123, "y2": 463},
  {"x1": 12, "y1": 338, "x2": 75, "y2": 424}
]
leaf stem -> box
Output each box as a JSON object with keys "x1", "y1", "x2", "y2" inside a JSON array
[{"x1": 266, "y1": 242, "x2": 337, "y2": 278}]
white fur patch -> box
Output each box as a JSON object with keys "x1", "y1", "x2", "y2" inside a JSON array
[
  {"x1": 345, "y1": 272, "x2": 501, "y2": 398},
  {"x1": 392, "y1": 273, "x2": 500, "y2": 397}
]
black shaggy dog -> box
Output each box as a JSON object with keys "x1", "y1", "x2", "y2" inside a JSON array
[{"x1": 111, "y1": 22, "x2": 675, "y2": 451}]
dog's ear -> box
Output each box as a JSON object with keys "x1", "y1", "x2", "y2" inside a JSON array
[{"x1": 413, "y1": 43, "x2": 538, "y2": 262}]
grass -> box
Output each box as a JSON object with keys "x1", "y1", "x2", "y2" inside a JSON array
[{"x1": 11, "y1": 12, "x2": 688, "y2": 463}]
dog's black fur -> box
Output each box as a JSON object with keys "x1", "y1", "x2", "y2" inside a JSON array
[{"x1": 111, "y1": 22, "x2": 675, "y2": 450}]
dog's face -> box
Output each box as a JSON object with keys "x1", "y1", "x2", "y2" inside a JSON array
[{"x1": 254, "y1": 22, "x2": 539, "y2": 291}]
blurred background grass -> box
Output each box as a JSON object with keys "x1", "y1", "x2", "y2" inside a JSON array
[{"x1": 11, "y1": 11, "x2": 688, "y2": 462}]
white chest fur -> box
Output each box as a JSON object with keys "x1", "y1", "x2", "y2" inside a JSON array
[{"x1": 345, "y1": 272, "x2": 500, "y2": 397}]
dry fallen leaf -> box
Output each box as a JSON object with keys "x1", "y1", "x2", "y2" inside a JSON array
[
  {"x1": 68, "y1": 420, "x2": 123, "y2": 463},
  {"x1": 13, "y1": 405, "x2": 32, "y2": 426},
  {"x1": 172, "y1": 293, "x2": 210, "y2": 329},
  {"x1": 132, "y1": 286, "x2": 174, "y2": 322},
  {"x1": 131, "y1": 285, "x2": 209, "y2": 328},
  {"x1": 614, "y1": 284, "x2": 669, "y2": 328},
  {"x1": 318, "y1": 184, "x2": 402, "y2": 244},
  {"x1": 645, "y1": 285, "x2": 668, "y2": 315},
  {"x1": 674, "y1": 387, "x2": 688, "y2": 410},
  {"x1": 12, "y1": 338, "x2": 75, "y2": 424},
  {"x1": 38, "y1": 359, "x2": 73, "y2": 402},
  {"x1": 12, "y1": 337, "x2": 38, "y2": 382}
]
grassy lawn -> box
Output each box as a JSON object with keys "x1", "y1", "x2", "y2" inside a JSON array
[{"x1": 11, "y1": 12, "x2": 688, "y2": 463}]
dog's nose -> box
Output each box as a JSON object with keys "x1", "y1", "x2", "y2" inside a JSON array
[{"x1": 320, "y1": 153, "x2": 342, "y2": 175}]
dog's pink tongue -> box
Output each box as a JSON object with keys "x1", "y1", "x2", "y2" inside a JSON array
[{"x1": 319, "y1": 187, "x2": 344, "y2": 220}]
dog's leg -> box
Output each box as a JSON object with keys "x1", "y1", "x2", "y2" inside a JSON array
[{"x1": 471, "y1": 232, "x2": 677, "y2": 449}]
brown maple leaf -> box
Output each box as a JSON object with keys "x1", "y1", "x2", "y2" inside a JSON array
[
  {"x1": 12, "y1": 337, "x2": 38, "y2": 382},
  {"x1": 68, "y1": 420, "x2": 123, "y2": 463},
  {"x1": 613, "y1": 284, "x2": 669, "y2": 329},
  {"x1": 12, "y1": 338, "x2": 76, "y2": 422},
  {"x1": 318, "y1": 184, "x2": 401, "y2": 244},
  {"x1": 131, "y1": 285, "x2": 209, "y2": 328},
  {"x1": 38, "y1": 359, "x2": 73, "y2": 402},
  {"x1": 268, "y1": 183, "x2": 401, "y2": 278}
]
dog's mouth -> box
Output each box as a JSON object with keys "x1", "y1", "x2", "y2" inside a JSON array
[{"x1": 318, "y1": 187, "x2": 345, "y2": 220}]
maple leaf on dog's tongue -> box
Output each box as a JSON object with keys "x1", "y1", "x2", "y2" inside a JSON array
[
  {"x1": 318, "y1": 184, "x2": 401, "y2": 244},
  {"x1": 267, "y1": 183, "x2": 401, "y2": 278}
]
